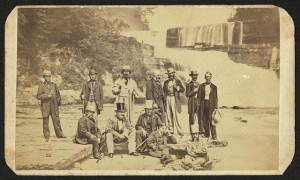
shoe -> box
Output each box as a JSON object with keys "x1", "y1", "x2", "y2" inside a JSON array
[
  {"x1": 108, "y1": 153, "x2": 113, "y2": 158},
  {"x1": 129, "y1": 152, "x2": 141, "y2": 156},
  {"x1": 212, "y1": 137, "x2": 218, "y2": 141},
  {"x1": 58, "y1": 135, "x2": 67, "y2": 138},
  {"x1": 45, "y1": 138, "x2": 50, "y2": 142},
  {"x1": 199, "y1": 134, "x2": 206, "y2": 138}
]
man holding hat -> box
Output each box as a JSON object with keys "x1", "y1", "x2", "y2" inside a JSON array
[
  {"x1": 112, "y1": 65, "x2": 138, "y2": 122},
  {"x1": 37, "y1": 70, "x2": 66, "y2": 141},
  {"x1": 135, "y1": 100, "x2": 163, "y2": 152},
  {"x1": 73, "y1": 103, "x2": 102, "y2": 159},
  {"x1": 185, "y1": 70, "x2": 205, "y2": 140},
  {"x1": 146, "y1": 70, "x2": 166, "y2": 123},
  {"x1": 105, "y1": 102, "x2": 140, "y2": 158},
  {"x1": 197, "y1": 72, "x2": 218, "y2": 140},
  {"x1": 163, "y1": 68, "x2": 185, "y2": 136},
  {"x1": 80, "y1": 69, "x2": 104, "y2": 115}
]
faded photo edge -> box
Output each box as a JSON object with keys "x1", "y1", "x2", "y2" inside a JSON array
[{"x1": 4, "y1": 5, "x2": 295, "y2": 175}]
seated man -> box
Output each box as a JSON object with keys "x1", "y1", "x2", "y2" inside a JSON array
[
  {"x1": 105, "y1": 102, "x2": 140, "y2": 158},
  {"x1": 135, "y1": 100, "x2": 162, "y2": 152},
  {"x1": 147, "y1": 123, "x2": 177, "y2": 164},
  {"x1": 73, "y1": 103, "x2": 102, "y2": 159}
]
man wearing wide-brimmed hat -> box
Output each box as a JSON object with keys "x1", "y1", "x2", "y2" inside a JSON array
[
  {"x1": 37, "y1": 70, "x2": 66, "y2": 141},
  {"x1": 197, "y1": 72, "x2": 218, "y2": 140},
  {"x1": 146, "y1": 70, "x2": 166, "y2": 123},
  {"x1": 73, "y1": 102, "x2": 102, "y2": 159},
  {"x1": 104, "y1": 102, "x2": 140, "y2": 158},
  {"x1": 80, "y1": 69, "x2": 104, "y2": 115},
  {"x1": 135, "y1": 100, "x2": 163, "y2": 152},
  {"x1": 112, "y1": 65, "x2": 138, "y2": 122},
  {"x1": 185, "y1": 70, "x2": 205, "y2": 141},
  {"x1": 163, "y1": 68, "x2": 185, "y2": 136}
]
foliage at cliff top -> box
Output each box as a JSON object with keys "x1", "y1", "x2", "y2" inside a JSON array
[{"x1": 17, "y1": 7, "x2": 154, "y2": 90}]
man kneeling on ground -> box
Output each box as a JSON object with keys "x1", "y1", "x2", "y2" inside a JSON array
[
  {"x1": 105, "y1": 102, "x2": 140, "y2": 158},
  {"x1": 147, "y1": 123, "x2": 177, "y2": 164},
  {"x1": 135, "y1": 100, "x2": 163, "y2": 152},
  {"x1": 73, "y1": 103, "x2": 102, "y2": 159}
]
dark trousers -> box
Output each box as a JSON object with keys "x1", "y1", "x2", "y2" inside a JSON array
[
  {"x1": 189, "y1": 113, "x2": 205, "y2": 135},
  {"x1": 136, "y1": 130, "x2": 149, "y2": 152},
  {"x1": 88, "y1": 138, "x2": 100, "y2": 158},
  {"x1": 203, "y1": 100, "x2": 217, "y2": 139},
  {"x1": 155, "y1": 98, "x2": 166, "y2": 123},
  {"x1": 42, "y1": 103, "x2": 63, "y2": 138}
]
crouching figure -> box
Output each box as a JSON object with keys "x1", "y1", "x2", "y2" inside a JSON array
[
  {"x1": 105, "y1": 102, "x2": 140, "y2": 158},
  {"x1": 73, "y1": 103, "x2": 102, "y2": 159},
  {"x1": 147, "y1": 123, "x2": 177, "y2": 164}
]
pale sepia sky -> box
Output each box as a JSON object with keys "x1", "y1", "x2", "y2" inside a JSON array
[{"x1": 147, "y1": 6, "x2": 236, "y2": 31}]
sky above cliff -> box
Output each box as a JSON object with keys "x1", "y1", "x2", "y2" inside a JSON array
[{"x1": 147, "y1": 6, "x2": 236, "y2": 31}]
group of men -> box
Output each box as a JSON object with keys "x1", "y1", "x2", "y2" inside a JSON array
[{"x1": 36, "y1": 65, "x2": 218, "y2": 160}]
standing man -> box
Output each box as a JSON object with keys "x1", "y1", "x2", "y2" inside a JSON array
[
  {"x1": 185, "y1": 71, "x2": 204, "y2": 140},
  {"x1": 105, "y1": 102, "x2": 140, "y2": 158},
  {"x1": 112, "y1": 65, "x2": 138, "y2": 122},
  {"x1": 36, "y1": 70, "x2": 66, "y2": 142},
  {"x1": 197, "y1": 72, "x2": 218, "y2": 140},
  {"x1": 146, "y1": 70, "x2": 166, "y2": 123},
  {"x1": 73, "y1": 103, "x2": 102, "y2": 159},
  {"x1": 135, "y1": 100, "x2": 162, "y2": 152},
  {"x1": 163, "y1": 68, "x2": 185, "y2": 136},
  {"x1": 80, "y1": 69, "x2": 104, "y2": 115}
]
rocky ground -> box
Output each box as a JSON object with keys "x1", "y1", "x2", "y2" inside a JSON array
[{"x1": 15, "y1": 104, "x2": 279, "y2": 171}]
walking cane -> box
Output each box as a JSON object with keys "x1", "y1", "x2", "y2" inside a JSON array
[
  {"x1": 135, "y1": 135, "x2": 150, "y2": 152},
  {"x1": 82, "y1": 99, "x2": 85, "y2": 117}
]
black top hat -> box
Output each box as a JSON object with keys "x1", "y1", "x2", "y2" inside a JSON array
[
  {"x1": 189, "y1": 70, "x2": 199, "y2": 76},
  {"x1": 115, "y1": 103, "x2": 126, "y2": 112}
]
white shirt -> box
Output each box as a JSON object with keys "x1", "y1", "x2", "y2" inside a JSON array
[
  {"x1": 113, "y1": 78, "x2": 138, "y2": 97},
  {"x1": 204, "y1": 84, "x2": 211, "y2": 100}
]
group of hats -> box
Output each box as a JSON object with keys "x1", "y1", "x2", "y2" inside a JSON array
[{"x1": 166, "y1": 68, "x2": 199, "y2": 76}]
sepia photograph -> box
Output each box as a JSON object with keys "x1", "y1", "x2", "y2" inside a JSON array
[{"x1": 4, "y1": 5, "x2": 294, "y2": 175}]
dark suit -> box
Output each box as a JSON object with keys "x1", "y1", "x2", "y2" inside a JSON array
[
  {"x1": 37, "y1": 81, "x2": 63, "y2": 138},
  {"x1": 146, "y1": 79, "x2": 165, "y2": 122},
  {"x1": 185, "y1": 81, "x2": 204, "y2": 134},
  {"x1": 135, "y1": 113, "x2": 162, "y2": 151},
  {"x1": 147, "y1": 130, "x2": 177, "y2": 158},
  {"x1": 74, "y1": 116, "x2": 102, "y2": 158},
  {"x1": 80, "y1": 80, "x2": 104, "y2": 115},
  {"x1": 197, "y1": 83, "x2": 218, "y2": 139}
]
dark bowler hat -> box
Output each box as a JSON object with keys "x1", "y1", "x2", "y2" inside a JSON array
[
  {"x1": 115, "y1": 103, "x2": 126, "y2": 112},
  {"x1": 88, "y1": 69, "x2": 98, "y2": 75},
  {"x1": 189, "y1": 70, "x2": 199, "y2": 76}
]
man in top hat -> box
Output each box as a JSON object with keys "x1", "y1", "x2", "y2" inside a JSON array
[
  {"x1": 37, "y1": 70, "x2": 66, "y2": 141},
  {"x1": 185, "y1": 71, "x2": 205, "y2": 140},
  {"x1": 135, "y1": 100, "x2": 163, "y2": 152},
  {"x1": 112, "y1": 65, "x2": 138, "y2": 122},
  {"x1": 73, "y1": 103, "x2": 102, "y2": 159},
  {"x1": 80, "y1": 69, "x2": 104, "y2": 115},
  {"x1": 105, "y1": 102, "x2": 140, "y2": 158},
  {"x1": 197, "y1": 72, "x2": 218, "y2": 140},
  {"x1": 146, "y1": 70, "x2": 166, "y2": 123},
  {"x1": 163, "y1": 68, "x2": 185, "y2": 136}
]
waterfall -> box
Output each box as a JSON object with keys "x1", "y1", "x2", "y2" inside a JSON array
[{"x1": 167, "y1": 22, "x2": 243, "y2": 48}]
